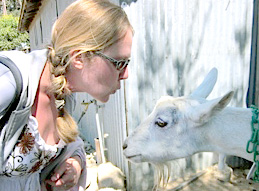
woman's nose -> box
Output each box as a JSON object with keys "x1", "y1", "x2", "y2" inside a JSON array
[{"x1": 119, "y1": 67, "x2": 128, "y2": 80}]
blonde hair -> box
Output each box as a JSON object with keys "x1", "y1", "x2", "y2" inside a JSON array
[{"x1": 47, "y1": 0, "x2": 132, "y2": 143}]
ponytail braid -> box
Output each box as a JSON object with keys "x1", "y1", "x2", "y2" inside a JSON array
[{"x1": 47, "y1": 46, "x2": 79, "y2": 143}]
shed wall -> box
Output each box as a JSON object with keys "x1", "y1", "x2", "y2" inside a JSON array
[{"x1": 123, "y1": 0, "x2": 253, "y2": 190}]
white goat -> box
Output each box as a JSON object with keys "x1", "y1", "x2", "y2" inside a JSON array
[{"x1": 123, "y1": 68, "x2": 254, "y2": 182}]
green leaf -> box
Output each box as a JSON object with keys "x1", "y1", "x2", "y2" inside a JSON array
[{"x1": 0, "y1": 14, "x2": 30, "y2": 51}]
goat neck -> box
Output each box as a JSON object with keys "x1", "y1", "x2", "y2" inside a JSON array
[{"x1": 203, "y1": 106, "x2": 253, "y2": 162}]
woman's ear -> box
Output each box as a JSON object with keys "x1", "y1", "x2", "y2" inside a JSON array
[{"x1": 69, "y1": 50, "x2": 85, "y2": 70}]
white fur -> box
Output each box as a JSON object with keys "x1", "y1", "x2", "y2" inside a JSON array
[{"x1": 123, "y1": 68, "x2": 253, "y2": 164}]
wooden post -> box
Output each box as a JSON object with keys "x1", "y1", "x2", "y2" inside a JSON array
[
  {"x1": 95, "y1": 138, "x2": 102, "y2": 164},
  {"x1": 255, "y1": 0, "x2": 259, "y2": 107},
  {"x1": 256, "y1": 1, "x2": 259, "y2": 107},
  {"x1": 2, "y1": 0, "x2": 7, "y2": 15}
]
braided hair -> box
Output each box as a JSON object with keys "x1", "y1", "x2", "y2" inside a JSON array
[{"x1": 47, "y1": 46, "x2": 78, "y2": 143}]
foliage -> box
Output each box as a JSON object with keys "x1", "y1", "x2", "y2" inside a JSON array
[
  {"x1": 0, "y1": 14, "x2": 30, "y2": 51},
  {"x1": 0, "y1": 0, "x2": 21, "y2": 16}
]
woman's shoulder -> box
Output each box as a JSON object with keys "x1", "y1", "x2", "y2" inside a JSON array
[
  {"x1": 0, "y1": 67, "x2": 16, "y2": 113},
  {"x1": 0, "y1": 49, "x2": 48, "y2": 113},
  {"x1": 0, "y1": 49, "x2": 48, "y2": 67}
]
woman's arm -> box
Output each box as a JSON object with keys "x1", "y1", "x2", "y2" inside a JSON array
[
  {"x1": 41, "y1": 137, "x2": 87, "y2": 190},
  {"x1": 0, "y1": 64, "x2": 16, "y2": 113}
]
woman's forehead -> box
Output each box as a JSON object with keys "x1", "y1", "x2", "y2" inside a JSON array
[{"x1": 104, "y1": 29, "x2": 133, "y2": 58}]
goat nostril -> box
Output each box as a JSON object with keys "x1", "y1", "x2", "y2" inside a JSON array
[{"x1": 122, "y1": 143, "x2": 128, "y2": 150}]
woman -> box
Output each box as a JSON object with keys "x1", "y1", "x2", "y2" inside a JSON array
[{"x1": 0, "y1": 0, "x2": 133, "y2": 190}]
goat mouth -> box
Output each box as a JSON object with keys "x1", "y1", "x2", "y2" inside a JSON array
[{"x1": 125, "y1": 154, "x2": 142, "y2": 163}]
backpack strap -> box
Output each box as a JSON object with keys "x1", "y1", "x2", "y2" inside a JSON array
[{"x1": 0, "y1": 56, "x2": 23, "y2": 127}]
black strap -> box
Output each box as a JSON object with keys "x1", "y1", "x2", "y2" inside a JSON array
[{"x1": 0, "y1": 56, "x2": 23, "y2": 127}]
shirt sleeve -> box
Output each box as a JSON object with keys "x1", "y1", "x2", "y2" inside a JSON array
[
  {"x1": 0, "y1": 64, "x2": 16, "y2": 114},
  {"x1": 71, "y1": 141, "x2": 87, "y2": 170}
]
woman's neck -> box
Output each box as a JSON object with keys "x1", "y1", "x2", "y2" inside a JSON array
[
  {"x1": 31, "y1": 61, "x2": 53, "y2": 116},
  {"x1": 31, "y1": 62, "x2": 60, "y2": 145}
]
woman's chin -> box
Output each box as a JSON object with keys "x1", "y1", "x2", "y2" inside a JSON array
[{"x1": 96, "y1": 95, "x2": 110, "y2": 103}]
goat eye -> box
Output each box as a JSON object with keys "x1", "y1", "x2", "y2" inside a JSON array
[{"x1": 155, "y1": 119, "x2": 168, "y2": 128}]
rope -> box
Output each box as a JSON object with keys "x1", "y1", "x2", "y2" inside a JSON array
[{"x1": 246, "y1": 105, "x2": 259, "y2": 182}]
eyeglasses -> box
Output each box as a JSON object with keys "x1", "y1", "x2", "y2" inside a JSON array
[{"x1": 94, "y1": 51, "x2": 130, "y2": 71}]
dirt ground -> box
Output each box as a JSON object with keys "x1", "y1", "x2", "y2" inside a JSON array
[{"x1": 164, "y1": 165, "x2": 259, "y2": 191}]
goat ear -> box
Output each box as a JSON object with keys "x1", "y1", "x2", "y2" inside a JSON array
[
  {"x1": 190, "y1": 68, "x2": 218, "y2": 99},
  {"x1": 191, "y1": 91, "x2": 234, "y2": 124}
]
